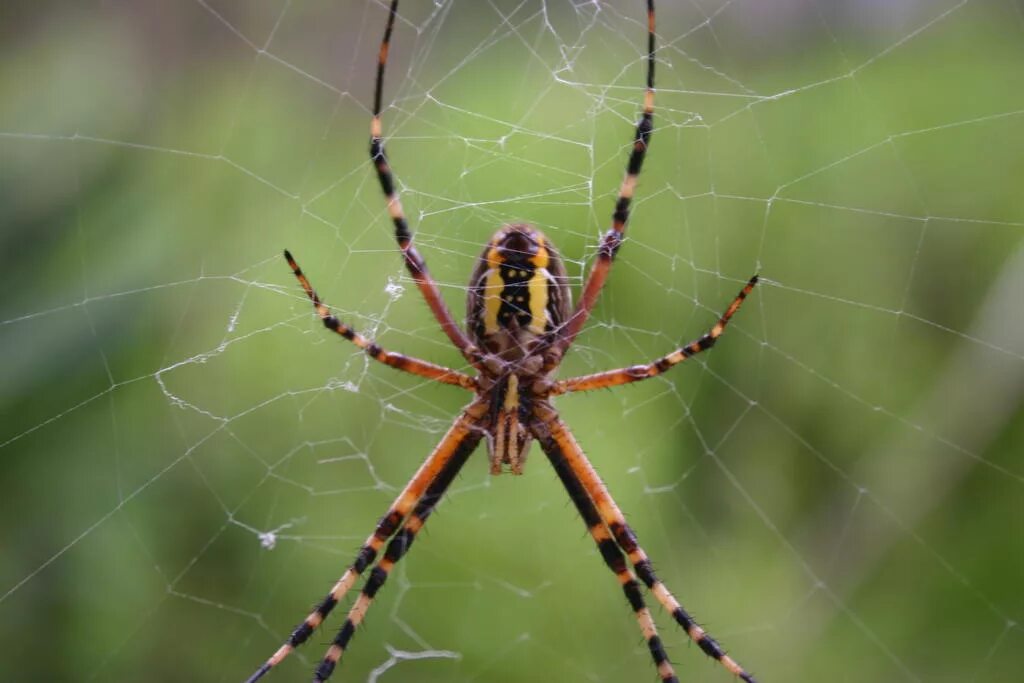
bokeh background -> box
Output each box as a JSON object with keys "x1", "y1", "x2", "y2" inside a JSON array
[{"x1": 2, "y1": 1, "x2": 1022, "y2": 682}]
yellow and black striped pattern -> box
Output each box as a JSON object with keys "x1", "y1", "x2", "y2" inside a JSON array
[
  {"x1": 311, "y1": 423, "x2": 483, "y2": 682},
  {"x1": 244, "y1": 402, "x2": 486, "y2": 683},
  {"x1": 535, "y1": 404, "x2": 759, "y2": 683},
  {"x1": 539, "y1": 420, "x2": 680, "y2": 682},
  {"x1": 555, "y1": 275, "x2": 758, "y2": 394},
  {"x1": 547, "y1": 0, "x2": 658, "y2": 365},
  {"x1": 481, "y1": 235, "x2": 552, "y2": 337},
  {"x1": 467, "y1": 224, "x2": 569, "y2": 356},
  {"x1": 284, "y1": 250, "x2": 476, "y2": 390},
  {"x1": 253, "y1": 0, "x2": 763, "y2": 680},
  {"x1": 368, "y1": 0, "x2": 482, "y2": 367}
]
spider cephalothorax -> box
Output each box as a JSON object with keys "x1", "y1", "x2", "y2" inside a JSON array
[{"x1": 248, "y1": 2, "x2": 759, "y2": 682}]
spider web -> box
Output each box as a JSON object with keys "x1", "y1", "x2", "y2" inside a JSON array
[{"x1": 1, "y1": 1, "x2": 1022, "y2": 681}]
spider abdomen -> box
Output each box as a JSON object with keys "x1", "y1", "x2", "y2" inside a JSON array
[{"x1": 466, "y1": 224, "x2": 571, "y2": 359}]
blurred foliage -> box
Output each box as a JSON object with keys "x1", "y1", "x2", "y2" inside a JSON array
[{"x1": 1, "y1": 2, "x2": 1022, "y2": 682}]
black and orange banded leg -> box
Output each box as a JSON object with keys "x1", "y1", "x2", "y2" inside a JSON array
[
  {"x1": 244, "y1": 403, "x2": 487, "y2": 683},
  {"x1": 555, "y1": 275, "x2": 758, "y2": 394},
  {"x1": 370, "y1": 0, "x2": 482, "y2": 366},
  {"x1": 285, "y1": 251, "x2": 475, "y2": 390},
  {"x1": 550, "y1": 0, "x2": 657, "y2": 364},
  {"x1": 311, "y1": 428, "x2": 483, "y2": 682},
  {"x1": 535, "y1": 426, "x2": 679, "y2": 683},
  {"x1": 534, "y1": 403, "x2": 758, "y2": 683}
]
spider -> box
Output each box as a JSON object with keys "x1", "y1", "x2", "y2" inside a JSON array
[{"x1": 246, "y1": 1, "x2": 758, "y2": 682}]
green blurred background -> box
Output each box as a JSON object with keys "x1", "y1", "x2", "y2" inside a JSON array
[{"x1": 2, "y1": 1, "x2": 1022, "y2": 681}]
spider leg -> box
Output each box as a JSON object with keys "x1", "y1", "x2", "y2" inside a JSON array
[
  {"x1": 244, "y1": 401, "x2": 487, "y2": 683},
  {"x1": 311, "y1": 425, "x2": 483, "y2": 682},
  {"x1": 534, "y1": 420, "x2": 679, "y2": 682},
  {"x1": 548, "y1": 0, "x2": 656, "y2": 366},
  {"x1": 370, "y1": 0, "x2": 482, "y2": 365},
  {"x1": 554, "y1": 275, "x2": 757, "y2": 394},
  {"x1": 285, "y1": 251, "x2": 475, "y2": 390},
  {"x1": 533, "y1": 402, "x2": 758, "y2": 683}
]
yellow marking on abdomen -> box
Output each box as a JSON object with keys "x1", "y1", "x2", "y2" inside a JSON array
[
  {"x1": 531, "y1": 235, "x2": 549, "y2": 268},
  {"x1": 482, "y1": 246, "x2": 505, "y2": 335},
  {"x1": 527, "y1": 267, "x2": 550, "y2": 334},
  {"x1": 525, "y1": 238, "x2": 552, "y2": 334}
]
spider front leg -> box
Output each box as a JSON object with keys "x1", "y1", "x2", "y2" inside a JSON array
[
  {"x1": 533, "y1": 403, "x2": 758, "y2": 683},
  {"x1": 244, "y1": 402, "x2": 486, "y2": 683},
  {"x1": 285, "y1": 250, "x2": 475, "y2": 390},
  {"x1": 312, "y1": 424, "x2": 483, "y2": 681},
  {"x1": 554, "y1": 275, "x2": 757, "y2": 395}
]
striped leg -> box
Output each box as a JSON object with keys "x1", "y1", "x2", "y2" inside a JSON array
[
  {"x1": 534, "y1": 424, "x2": 678, "y2": 683},
  {"x1": 244, "y1": 402, "x2": 487, "y2": 683},
  {"x1": 370, "y1": 0, "x2": 482, "y2": 365},
  {"x1": 285, "y1": 250, "x2": 475, "y2": 390},
  {"x1": 555, "y1": 275, "x2": 757, "y2": 394},
  {"x1": 548, "y1": 0, "x2": 657, "y2": 365},
  {"x1": 533, "y1": 402, "x2": 758, "y2": 683},
  {"x1": 311, "y1": 426, "x2": 483, "y2": 681}
]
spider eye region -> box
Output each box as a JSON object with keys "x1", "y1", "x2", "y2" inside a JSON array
[{"x1": 486, "y1": 373, "x2": 533, "y2": 475}]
